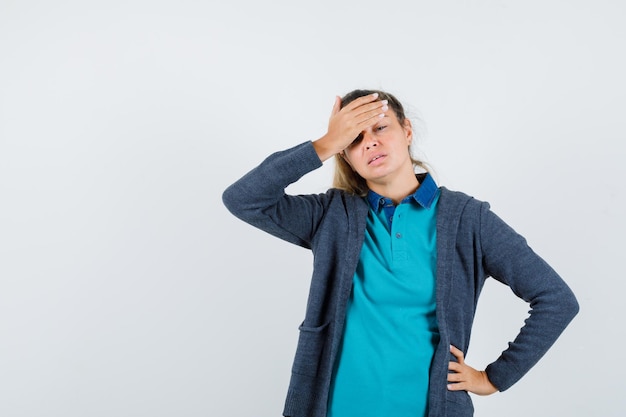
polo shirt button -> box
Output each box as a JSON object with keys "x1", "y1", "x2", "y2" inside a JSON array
[{"x1": 396, "y1": 232, "x2": 402, "y2": 239}]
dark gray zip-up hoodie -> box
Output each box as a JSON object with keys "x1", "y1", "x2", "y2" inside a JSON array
[{"x1": 222, "y1": 141, "x2": 579, "y2": 417}]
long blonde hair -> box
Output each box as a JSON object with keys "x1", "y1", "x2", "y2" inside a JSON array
[{"x1": 332, "y1": 89, "x2": 429, "y2": 196}]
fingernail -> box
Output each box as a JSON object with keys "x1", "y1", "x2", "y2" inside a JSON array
[
  {"x1": 382, "y1": 100, "x2": 388, "y2": 105},
  {"x1": 379, "y1": 113, "x2": 385, "y2": 118},
  {"x1": 372, "y1": 93, "x2": 378, "y2": 98},
  {"x1": 382, "y1": 105, "x2": 388, "y2": 111}
]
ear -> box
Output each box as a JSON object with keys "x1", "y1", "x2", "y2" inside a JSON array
[{"x1": 403, "y1": 119, "x2": 413, "y2": 146}]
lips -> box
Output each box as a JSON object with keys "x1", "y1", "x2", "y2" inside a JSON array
[{"x1": 368, "y1": 154, "x2": 386, "y2": 165}]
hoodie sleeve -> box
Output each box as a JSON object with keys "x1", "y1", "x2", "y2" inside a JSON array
[
  {"x1": 222, "y1": 141, "x2": 328, "y2": 249},
  {"x1": 479, "y1": 203, "x2": 579, "y2": 391}
]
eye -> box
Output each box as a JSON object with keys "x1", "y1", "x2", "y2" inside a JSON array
[
  {"x1": 350, "y1": 132, "x2": 364, "y2": 146},
  {"x1": 375, "y1": 125, "x2": 387, "y2": 132}
]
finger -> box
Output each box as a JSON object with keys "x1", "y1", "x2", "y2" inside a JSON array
[
  {"x1": 350, "y1": 99, "x2": 388, "y2": 120},
  {"x1": 448, "y1": 361, "x2": 463, "y2": 373},
  {"x1": 447, "y1": 381, "x2": 468, "y2": 392},
  {"x1": 341, "y1": 92, "x2": 380, "y2": 112},
  {"x1": 330, "y1": 96, "x2": 341, "y2": 117},
  {"x1": 447, "y1": 372, "x2": 465, "y2": 383},
  {"x1": 450, "y1": 345, "x2": 465, "y2": 364},
  {"x1": 341, "y1": 95, "x2": 386, "y2": 122},
  {"x1": 351, "y1": 102, "x2": 388, "y2": 128}
]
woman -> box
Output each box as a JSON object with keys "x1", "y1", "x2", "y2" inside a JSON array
[{"x1": 222, "y1": 90, "x2": 579, "y2": 417}]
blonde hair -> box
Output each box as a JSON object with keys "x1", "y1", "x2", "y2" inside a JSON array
[{"x1": 332, "y1": 89, "x2": 429, "y2": 196}]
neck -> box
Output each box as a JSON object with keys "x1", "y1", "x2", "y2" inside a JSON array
[{"x1": 367, "y1": 169, "x2": 420, "y2": 205}]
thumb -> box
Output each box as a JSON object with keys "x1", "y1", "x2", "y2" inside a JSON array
[{"x1": 330, "y1": 95, "x2": 341, "y2": 117}]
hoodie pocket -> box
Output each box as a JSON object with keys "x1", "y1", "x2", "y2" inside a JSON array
[
  {"x1": 291, "y1": 322, "x2": 330, "y2": 377},
  {"x1": 446, "y1": 389, "x2": 474, "y2": 416}
]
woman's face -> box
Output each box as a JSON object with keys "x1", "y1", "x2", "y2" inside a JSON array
[{"x1": 342, "y1": 110, "x2": 414, "y2": 187}]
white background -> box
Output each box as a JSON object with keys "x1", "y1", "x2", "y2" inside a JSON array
[{"x1": 1, "y1": 1, "x2": 624, "y2": 416}]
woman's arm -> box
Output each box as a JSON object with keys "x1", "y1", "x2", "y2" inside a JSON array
[
  {"x1": 478, "y1": 203, "x2": 579, "y2": 391},
  {"x1": 222, "y1": 141, "x2": 326, "y2": 249},
  {"x1": 222, "y1": 93, "x2": 388, "y2": 248}
]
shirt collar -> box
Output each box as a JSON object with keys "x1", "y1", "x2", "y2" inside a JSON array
[{"x1": 366, "y1": 172, "x2": 439, "y2": 212}]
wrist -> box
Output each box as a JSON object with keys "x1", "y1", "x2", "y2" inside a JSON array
[
  {"x1": 312, "y1": 135, "x2": 341, "y2": 162},
  {"x1": 480, "y1": 371, "x2": 499, "y2": 395}
]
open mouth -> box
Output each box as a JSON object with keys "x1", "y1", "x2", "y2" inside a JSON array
[{"x1": 368, "y1": 154, "x2": 386, "y2": 165}]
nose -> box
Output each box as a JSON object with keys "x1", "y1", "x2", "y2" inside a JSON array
[{"x1": 362, "y1": 131, "x2": 378, "y2": 150}]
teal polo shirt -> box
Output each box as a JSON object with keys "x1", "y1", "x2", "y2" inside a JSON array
[{"x1": 327, "y1": 173, "x2": 440, "y2": 417}]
